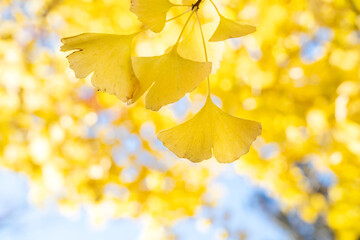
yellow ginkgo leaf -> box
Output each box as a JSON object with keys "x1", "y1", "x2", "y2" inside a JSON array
[
  {"x1": 131, "y1": 0, "x2": 175, "y2": 33},
  {"x1": 182, "y1": 0, "x2": 194, "y2": 5},
  {"x1": 61, "y1": 33, "x2": 141, "y2": 103},
  {"x1": 209, "y1": 14, "x2": 256, "y2": 42},
  {"x1": 131, "y1": 47, "x2": 212, "y2": 111},
  {"x1": 158, "y1": 97, "x2": 262, "y2": 163}
]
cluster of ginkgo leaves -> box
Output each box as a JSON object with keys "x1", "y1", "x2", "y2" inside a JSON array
[{"x1": 61, "y1": 0, "x2": 262, "y2": 163}]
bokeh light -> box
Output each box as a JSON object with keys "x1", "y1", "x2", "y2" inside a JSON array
[{"x1": 0, "y1": 0, "x2": 360, "y2": 239}]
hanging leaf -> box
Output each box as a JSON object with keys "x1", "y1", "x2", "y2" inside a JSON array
[
  {"x1": 61, "y1": 33, "x2": 141, "y2": 103},
  {"x1": 131, "y1": 0, "x2": 175, "y2": 33},
  {"x1": 132, "y1": 46, "x2": 212, "y2": 111},
  {"x1": 210, "y1": 14, "x2": 256, "y2": 42},
  {"x1": 158, "y1": 96, "x2": 262, "y2": 163}
]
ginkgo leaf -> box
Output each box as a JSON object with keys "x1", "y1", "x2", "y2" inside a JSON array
[
  {"x1": 182, "y1": 0, "x2": 195, "y2": 5},
  {"x1": 61, "y1": 33, "x2": 141, "y2": 103},
  {"x1": 131, "y1": 0, "x2": 175, "y2": 33},
  {"x1": 158, "y1": 97, "x2": 262, "y2": 163},
  {"x1": 209, "y1": 14, "x2": 256, "y2": 42},
  {"x1": 132, "y1": 47, "x2": 212, "y2": 111}
]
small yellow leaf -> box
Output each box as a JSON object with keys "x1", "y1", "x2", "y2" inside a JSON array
[
  {"x1": 210, "y1": 14, "x2": 256, "y2": 42},
  {"x1": 158, "y1": 97, "x2": 261, "y2": 163},
  {"x1": 61, "y1": 33, "x2": 140, "y2": 103},
  {"x1": 132, "y1": 47, "x2": 212, "y2": 111},
  {"x1": 131, "y1": 0, "x2": 175, "y2": 33}
]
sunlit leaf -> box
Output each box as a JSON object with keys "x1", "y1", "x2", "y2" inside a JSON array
[
  {"x1": 130, "y1": 0, "x2": 175, "y2": 33},
  {"x1": 182, "y1": 0, "x2": 195, "y2": 5},
  {"x1": 132, "y1": 46, "x2": 212, "y2": 111},
  {"x1": 61, "y1": 33, "x2": 140, "y2": 103},
  {"x1": 209, "y1": 14, "x2": 256, "y2": 42},
  {"x1": 158, "y1": 96, "x2": 262, "y2": 163}
]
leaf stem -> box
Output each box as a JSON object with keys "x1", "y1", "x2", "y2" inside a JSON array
[
  {"x1": 175, "y1": 11, "x2": 195, "y2": 46},
  {"x1": 166, "y1": 9, "x2": 191, "y2": 22},
  {"x1": 209, "y1": 0, "x2": 221, "y2": 16},
  {"x1": 195, "y1": 12, "x2": 208, "y2": 62},
  {"x1": 138, "y1": 9, "x2": 191, "y2": 33},
  {"x1": 195, "y1": 11, "x2": 211, "y2": 97}
]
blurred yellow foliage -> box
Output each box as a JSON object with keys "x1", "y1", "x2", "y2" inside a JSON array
[{"x1": 1, "y1": 0, "x2": 360, "y2": 239}]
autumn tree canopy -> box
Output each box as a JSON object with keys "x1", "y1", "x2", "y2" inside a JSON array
[{"x1": 0, "y1": 0, "x2": 360, "y2": 239}]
